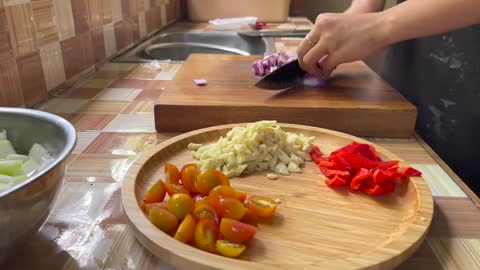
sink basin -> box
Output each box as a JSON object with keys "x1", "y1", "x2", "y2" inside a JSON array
[{"x1": 113, "y1": 31, "x2": 274, "y2": 62}]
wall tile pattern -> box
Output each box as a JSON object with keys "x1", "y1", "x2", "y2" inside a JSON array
[{"x1": 0, "y1": 0, "x2": 182, "y2": 107}]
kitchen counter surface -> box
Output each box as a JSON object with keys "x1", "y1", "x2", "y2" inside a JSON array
[{"x1": 5, "y1": 18, "x2": 479, "y2": 270}]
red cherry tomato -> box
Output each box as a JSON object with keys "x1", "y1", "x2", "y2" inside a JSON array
[{"x1": 219, "y1": 218, "x2": 256, "y2": 244}]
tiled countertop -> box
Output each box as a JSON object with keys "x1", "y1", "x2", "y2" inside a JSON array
[{"x1": 5, "y1": 19, "x2": 480, "y2": 270}]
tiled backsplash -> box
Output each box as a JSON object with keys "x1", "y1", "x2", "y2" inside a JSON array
[{"x1": 0, "y1": 0, "x2": 182, "y2": 108}]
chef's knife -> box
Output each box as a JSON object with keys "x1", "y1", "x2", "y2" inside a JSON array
[{"x1": 254, "y1": 60, "x2": 306, "y2": 90}]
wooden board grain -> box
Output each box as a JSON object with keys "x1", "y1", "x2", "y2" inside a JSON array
[
  {"x1": 154, "y1": 54, "x2": 417, "y2": 137},
  {"x1": 122, "y1": 123, "x2": 434, "y2": 270}
]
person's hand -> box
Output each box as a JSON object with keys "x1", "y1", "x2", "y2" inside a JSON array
[{"x1": 297, "y1": 12, "x2": 391, "y2": 78}]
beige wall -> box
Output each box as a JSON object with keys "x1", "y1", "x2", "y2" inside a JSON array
[{"x1": 303, "y1": 0, "x2": 397, "y2": 72}]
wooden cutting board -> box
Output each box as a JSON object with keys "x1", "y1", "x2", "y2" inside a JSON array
[{"x1": 154, "y1": 54, "x2": 417, "y2": 137}]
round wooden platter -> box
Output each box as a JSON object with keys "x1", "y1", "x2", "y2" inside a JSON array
[{"x1": 121, "y1": 123, "x2": 434, "y2": 270}]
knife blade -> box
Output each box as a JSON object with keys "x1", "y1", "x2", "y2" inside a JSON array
[{"x1": 254, "y1": 60, "x2": 306, "y2": 90}]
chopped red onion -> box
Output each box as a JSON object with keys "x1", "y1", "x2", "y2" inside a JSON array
[
  {"x1": 252, "y1": 51, "x2": 296, "y2": 77},
  {"x1": 193, "y1": 79, "x2": 208, "y2": 86}
]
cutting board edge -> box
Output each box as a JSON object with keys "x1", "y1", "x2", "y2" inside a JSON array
[{"x1": 154, "y1": 104, "x2": 417, "y2": 137}]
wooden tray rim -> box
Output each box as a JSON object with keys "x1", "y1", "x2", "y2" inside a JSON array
[{"x1": 121, "y1": 123, "x2": 434, "y2": 270}]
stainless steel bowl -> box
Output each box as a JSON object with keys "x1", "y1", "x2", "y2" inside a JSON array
[{"x1": 0, "y1": 108, "x2": 76, "y2": 264}]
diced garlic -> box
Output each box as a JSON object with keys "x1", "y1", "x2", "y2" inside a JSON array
[{"x1": 266, "y1": 173, "x2": 278, "y2": 180}]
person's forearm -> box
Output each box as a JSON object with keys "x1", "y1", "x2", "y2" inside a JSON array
[
  {"x1": 345, "y1": 0, "x2": 386, "y2": 13},
  {"x1": 382, "y1": 0, "x2": 480, "y2": 45}
]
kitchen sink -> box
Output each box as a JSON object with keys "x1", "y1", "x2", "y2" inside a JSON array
[{"x1": 113, "y1": 31, "x2": 276, "y2": 63}]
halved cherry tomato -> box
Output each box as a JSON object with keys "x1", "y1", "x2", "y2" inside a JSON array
[
  {"x1": 192, "y1": 204, "x2": 219, "y2": 224},
  {"x1": 168, "y1": 193, "x2": 194, "y2": 220},
  {"x1": 219, "y1": 218, "x2": 256, "y2": 244},
  {"x1": 216, "y1": 240, "x2": 246, "y2": 258},
  {"x1": 240, "y1": 208, "x2": 258, "y2": 226},
  {"x1": 208, "y1": 185, "x2": 237, "y2": 210},
  {"x1": 144, "y1": 202, "x2": 168, "y2": 213},
  {"x1": 212, "y1": 170, "x2": 230, "y2": 186},
  {"x1": 218, "y1": 198, "x2": 246, "y2": 220},
  {"x1": 193, "y1": 194, "x2": 209, "y2": 206},
  {"x1": 165, "y1": 183, "x2": 189, "y2": 196},
  {"x1": 180, "y1": 163, "x2": 200, "y2": 194},
  {"x1": 142, "y1": 180, "x2": 166, "y2": 204},
  {"x1": 196, "y1": 170, "x2": 225, "y2": 195},
  {"x1": 165, "y1": 163, "x2": 180, "y2": 185},
  {"x1": 194, "y1": 218, "x2": 219, "y2": 253},
  {"x1": 247, "y1": 196, "x2": 278, "y2": 218},
  {"x1": 148, "y1": 207, "x2": 178, "y2": 232},
  {"x1": 174, "y1": 214, "x2": 196, "y2": 243},
  {"x1": 235, "y1": 190, "x2": 247, "y2": 202}
]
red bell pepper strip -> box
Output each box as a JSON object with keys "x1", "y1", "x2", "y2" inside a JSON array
[
  {"x1": 349, "y1": 168, "x2": 372, "y2": 192},
  {"x1": 331, "y1": 152, "x2": 378, "y2": 170},
  {"x1": 384, "y1": 168, "x2": 408, "y2": 180},
  {"x1": 319, "y1": 167, "x2": 351, "y2": 180},
  {"x1": 318, "y1": 160, "x2": 337, "y2": 169},
  {"x1": 399, "y1": 167, "x2": 422, "y2": 176},
  {"x1": 374, "y1": 160, "x2": 400, "y2": 171},
  {"x1": 330, "y1": 141, "x2": 382, "y2": 162},
  {"x1": 360, "y1": 180, "x2": 396, "y2": 195},
  {"x1": 310, "y1": 146, "x2": 325, "y2": 164},
  {"x1": 325, "y1": 175, "x2": 349, "y2": 187},
  {"x1": 373, "y1": 169, "x2": 389, "y2": 186}
]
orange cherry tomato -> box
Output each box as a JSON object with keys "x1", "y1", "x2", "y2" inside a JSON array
[
  {"x1": 180, "y1": 163, "x2": 200, "y2": 194},
  {"x1": 148, "y1": 207, "x2": 178, "y2": 233},
  {"x1": 142, "y1": 180, "x2": 166, "y2": 205},
  {"x1": 247, "y1": 196, "x2": 278, "y2": 218},
  {"x1": 219, "y1": 218, "x2": 256, "y2": 244},
  {"x1": 235, "y1": 190, "x2": 247, "y2": 202},
  {"x1": 168, "y1": 193, "x2": 194, "y2": 220},
  {"x1": 212, "y1": 170, "x2": 231, "y2": 186},
  {"x1": 194, "y1": 218, "x2": 219, "y2": 253},
  {"x1": 193, "y1": 195, "x2": 210, "y2": 207},
  {"x1": 165, "y1": 163, "x2": 180, "y2": 185},
  {"x1": 195, "y1": 170, "x2": 225, "y2": 195},
  {"x1": 216, "y1": 240, "x2": 246, "y2": 258},
  {"x1": 174, "y1": 214, "x2": 196, "y2": 243},
  {"x1": 192, "y1": 204, "x2": 219, "y2": 224},
  {"x1": 165, "y1": 183, "x2": 189, "y2": 196},
  {"x1": 144, "y1": 202, "x2": 168, "y2": 213},
  {"x1": 208, "y1": 185, "x2": 237, "y2": 210},
  {"x1": 240, "y1": 208, "x2": 258, "y2": 226},
  {"x1": 218, "y1": 198, "x2": 246, "y2": 220}
]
